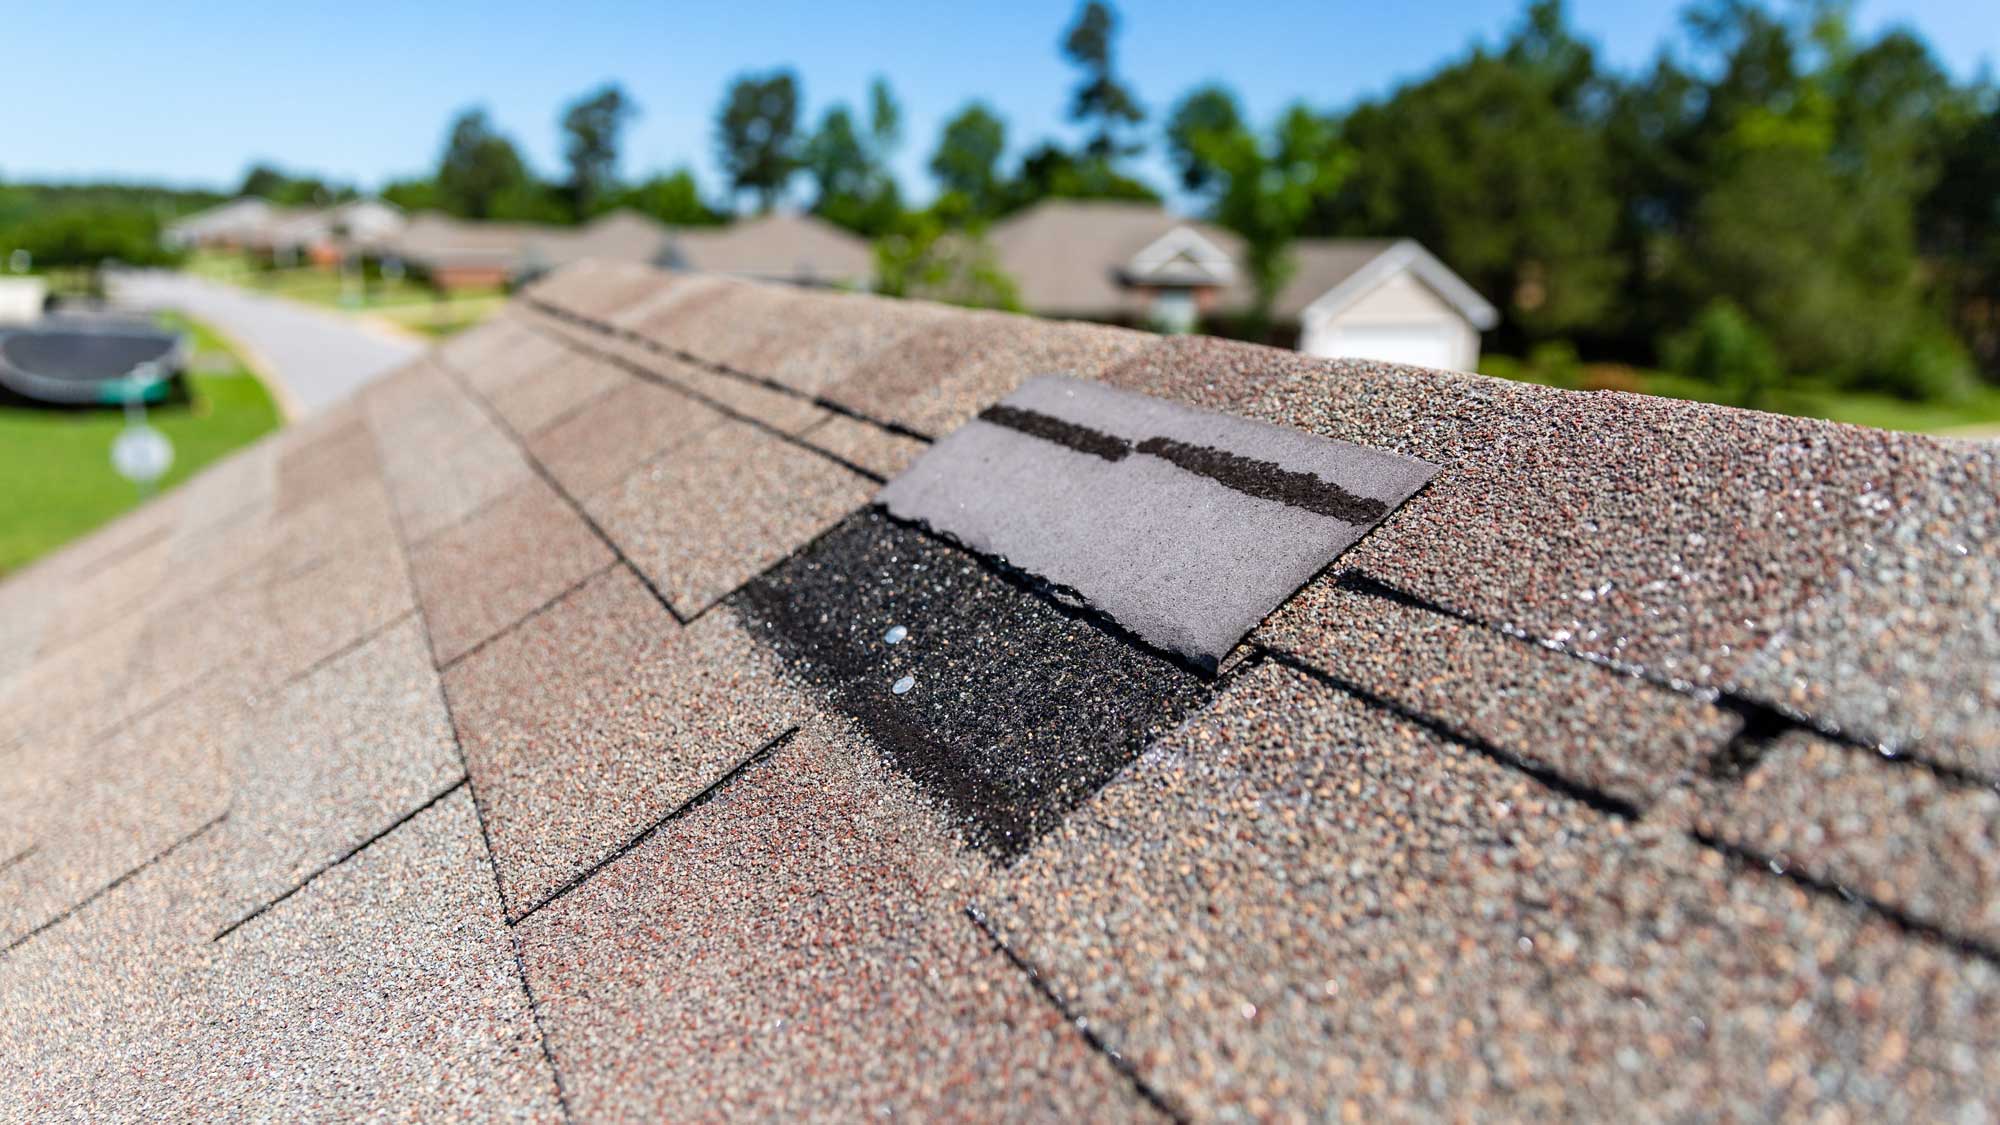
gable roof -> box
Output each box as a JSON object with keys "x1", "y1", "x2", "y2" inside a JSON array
[
  {"x1": 1291, "y1": 237, "x2": 1502, "y2": 329},
  {"x1": 3, "y1": 260, "x2": 1997, "y2": 1119},
  {"x1": 988, "y1": 199, "x2": 1250, "y2": 319},
  {"x1": 660, "y1": 211, "x2": 873, "y2": 287},
  {"x1": 988, "y1": 200, "x2": 1494, "y2": 326}
]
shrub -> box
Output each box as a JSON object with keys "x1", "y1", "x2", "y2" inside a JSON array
[{"x1": 1663, "y1": 300, "x2": 1784, "y2": 411}]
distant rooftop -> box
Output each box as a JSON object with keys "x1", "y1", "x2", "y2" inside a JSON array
[{"x1": 2, "y1": 261, "x2": 1997, "y2": 1119}]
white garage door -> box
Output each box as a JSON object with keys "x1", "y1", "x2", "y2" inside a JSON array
[{"x1": 1301, "y1": 322, "x2": 1461, "y2": 371}]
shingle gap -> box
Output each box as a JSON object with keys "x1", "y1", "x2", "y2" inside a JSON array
[{"x1": 212, "y1": 778, "x2": 467, "y2": 942}]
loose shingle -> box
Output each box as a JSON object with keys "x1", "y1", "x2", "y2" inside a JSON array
[{"x1": 879, "y1": 375, "x2": 1436, "y2": 669}]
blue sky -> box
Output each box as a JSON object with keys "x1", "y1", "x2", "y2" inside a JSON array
[{"x1": 0, "y1": 0, "x2": 1990, "y2": 205}]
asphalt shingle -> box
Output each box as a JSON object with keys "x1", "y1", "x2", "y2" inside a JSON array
[
  {"x1": 410, "y1": 474, "x2": 615, "y2": 665},
  {"x1": 444, "y1": 565, "x2": 805, "y2": 916},
  {"x1": 516, "y1": 717, "x2": 1156, "y2": 1122},
  {"x1": 983, "y1": 662, "x2": 2000, "y2": 1120},
  {"x1": 585, "y1": 418, "x2": 873, "y2": 616},
  {"x1": 1694, "y1": 731, "x2": 2000, "y2": 947},
  {"x1": 1260, "y1": 577, "x2": 1742, "y2": 807},
  {"x1": 525, "y1": 375, "x2": 727, "y2": 499},
  {"x1": 4, "y1": 261, "x2": 1994, "y2": 1121}
]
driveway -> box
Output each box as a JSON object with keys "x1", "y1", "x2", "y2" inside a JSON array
[{"x1": 110, "y1": 271, "x2": 424, "y2": 417}]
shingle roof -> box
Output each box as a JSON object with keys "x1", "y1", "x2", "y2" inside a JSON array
[
  {"x1": 4, "y1": 260, "x2": 1998, "y2": 1120},
  {"x1": 987, "y1": 200, "x2": 1463, "y2": 324}
]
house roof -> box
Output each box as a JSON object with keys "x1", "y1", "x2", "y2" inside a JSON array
[
  {"x1": 987, "y1": 200, "x2": 1489, "y2": 325},
  {"x1": 989, "y1": 199, "x2": 1250, "y2": 319},
  {"x1": 3, "y1": 260, "x2": 1998, "y2": 1119},
  {"x1": 661, "y1": 211, "x2": 873, "y2": 287}
]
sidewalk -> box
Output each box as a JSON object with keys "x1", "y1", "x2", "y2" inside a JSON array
[{"x1": 109, "y1": 271, "x2": 424, "y2": 418}]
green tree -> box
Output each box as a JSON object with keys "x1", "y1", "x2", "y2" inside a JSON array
[
  {"x1": 237, "y1": 163, "x2": 288, "y2": 200},
  {"x1": 1061, "y1": 1, "x2": 1145, "y2": 160},
  {"x1": 875, "y1": 201, "x2": 1020, "y2": 310},
  {"x1": 802, "y1": 78, "x2": 906, "y2": 236},
  {"x1": 611, "y1": 170, "x2": 723, "y2": 226},
  {"x1": 929, "y1": 103, "x2": 1008, "y2": 216},
  {"x1": 1000, "y1": 141, "x2": 1159, "y2": 213},
  {"x1": 435, "y1": 109, "x2": 534, "y2": 220},
  {"x1": 1183, "y1": 102, "x2": 1349, "y2": 340},
  {"x1": 716, "y1": 70, "x2": 801, "y2": 212},
  {"x1": 379, "y1": 176, "x2": 439, "y2": 212},
  {"x1": 236, "y1": 164, "x2": 349, "y2": 206},
  {"x1": 1922, "y1": 100, "x2": 2000, "y2": 375},
  {"x1": 561, "y1": 83, "x2": 637, "y2": 219},
  {"x1": 805, "y1": 106, "x2": 868, "y2": 203},
  {"x1": 1163, "y1": 84, "x2": 1244, "y2": 194},
  {"x1": 1325, "y1": 1, "x2": 1622, "y2": 342},
  {"x1": 1660, "y1": 1, "x2": 1970, "y2": 395}
]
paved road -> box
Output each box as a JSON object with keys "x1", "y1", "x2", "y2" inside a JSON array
[{"x1": 110, "y1": 270, "x2": 424, "y2": 417}]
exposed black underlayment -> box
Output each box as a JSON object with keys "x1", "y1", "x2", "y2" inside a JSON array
[
  {"x1": 731, "y1": 509, "x2": 1213, "y2": 861},
  {"x1": 974, "y1": 403, "x2": 1389, "y2": 524}
]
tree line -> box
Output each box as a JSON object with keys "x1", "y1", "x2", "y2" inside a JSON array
[{"x1": 4, "y1": 0, "x2": 1994, "y2": 403}]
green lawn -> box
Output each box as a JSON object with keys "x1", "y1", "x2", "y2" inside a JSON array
[
  {"x1": 0, "y1": 311, "x2": 283, "y2": 575},
  {"x1": 1481, "y1": 356, "x2": 2000, "y2": 437}
]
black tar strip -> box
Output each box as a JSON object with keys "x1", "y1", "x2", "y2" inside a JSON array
[{"x1": 976, "y1": 404, "x2": 1389, "y2": 525}]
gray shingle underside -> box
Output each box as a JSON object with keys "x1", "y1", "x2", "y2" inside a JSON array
[
  {"x1": 877, "y1": 374, "x2": 1436, "y2": 669},
  {"x1": 2, "y1": 262, "x2": 1996, "y2": 1120}
]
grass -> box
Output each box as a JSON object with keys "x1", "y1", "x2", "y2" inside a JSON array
[
  {"x1": 1480, "y1": 355, "x2": 2000, "y2": 437},
  {"x1": 0, "y1": 310, "x2": 282, "y2": 575}
]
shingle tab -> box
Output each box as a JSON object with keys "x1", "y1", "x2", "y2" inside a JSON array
[
  {"x1": 1260, "y1": 577, "x2": 1741, "y2": 806},
  {"x1": 879, "y1": 374, "x2": 1436, "y2": 669},
  {"x1": 410, "y1": 475, "x2": 614, "y2": 665},
  {"x1": 984, "y1": 663, "x2": 2000, "y2": 1120},
  {"x1": 444, "y1": 566, "x2": 804, "y2": 915},
  {"x1": 586, "y1": 419, "x2": 873, "y2": 615},
  {"x1": 515, "y1": 717, "x2": 1154, "y2": 1122},
  {"x1": 1695, "y1": 731, "x2": 2000, "y2": 946}
]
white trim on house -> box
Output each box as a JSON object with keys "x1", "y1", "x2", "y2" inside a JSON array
[
  {"x1": 1123, "y1": 225, "x2": 1237, "y2": 287},
  {"x1": 1298, "y1": 239, "x2": 1499, "y2": 331}
]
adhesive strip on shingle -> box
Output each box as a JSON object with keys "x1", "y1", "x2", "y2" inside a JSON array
[{"x1": 876, "y1": 374, "x2": 1438, "y2": 670}]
